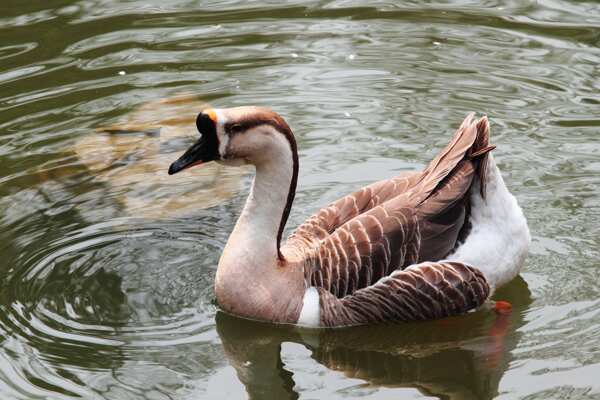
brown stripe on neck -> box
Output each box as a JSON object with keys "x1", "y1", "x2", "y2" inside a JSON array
[{"x1": 271, "y1": 115, "x2": 298, "y2": 261}]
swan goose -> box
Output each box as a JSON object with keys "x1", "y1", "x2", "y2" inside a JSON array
[{"x1": 168, "y1": 107, "x2": 530, "y2": 327}]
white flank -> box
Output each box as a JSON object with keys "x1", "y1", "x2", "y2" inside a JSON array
[
  {"x1": 448, "y1": 154, "x2": 530, "y2": 291},
  {"x1": 297, "y1": 287, "x2": 320, "y2": 327}
]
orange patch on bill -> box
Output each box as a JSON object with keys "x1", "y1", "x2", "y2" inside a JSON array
[{"x1": 203, "y1": 109, "x2": 217, "y2": 123}]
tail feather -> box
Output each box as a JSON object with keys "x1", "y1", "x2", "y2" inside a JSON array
[
  {"x1": 469, "y1": 116, "x2": 493, "y2": 198},
  {"x1": 415, "y1": 114, "x2": 494, "y2": 204},
  {"x1": 410, "y1": 114, "x2": 496, "y2": 262},
  {"x1": 420, "y1": 112, "x2": 476, "y2": 184}
]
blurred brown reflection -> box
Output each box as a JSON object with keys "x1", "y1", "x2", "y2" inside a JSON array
[
  {"x1": 216, "y1": 276, "x2": 531, "y2": 400},
  {"x1": 71, "y1": 94, "x2": 248, "y2": 219}
]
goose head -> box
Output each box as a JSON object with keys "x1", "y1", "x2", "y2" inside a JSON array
[
  {"x1": 168, "y1": 106, "x2": 299, "y2": 262},
  {"x1": 168, "y1": 106, "x2": 296, "y2": 174}
]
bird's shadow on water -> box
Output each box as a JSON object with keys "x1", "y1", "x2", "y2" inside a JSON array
[{"x1": 215, "y1": 276, "x2": 531, "y2": 400}]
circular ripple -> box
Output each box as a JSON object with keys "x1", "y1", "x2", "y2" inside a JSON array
[
  {"x1": 1, "y1": 0, "x2": 599, "y2": 398},
  {"x1": 0, "y1": 219, "x2": 222, "y2": 398}
]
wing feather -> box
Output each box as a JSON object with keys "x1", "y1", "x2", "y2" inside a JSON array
[
  {"x1": 318, "y1": 261, "x2": 490, "y2": 327},
  {"x1": 288, "y1": 115, "x2": 495, "y2": 303},
  {"x1": 287, "y1": 172, "x2": 419, "y2": 248}
]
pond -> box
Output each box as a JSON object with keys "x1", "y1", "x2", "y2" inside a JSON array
[{"x1": 0, "y1": 0, "x2": 599, "y2": 399}]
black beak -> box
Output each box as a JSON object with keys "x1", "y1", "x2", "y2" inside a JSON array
[
  {"x1": 168, "y1": 111, "x2": 220, "y2": 175},
  {"x1": 167, "y1": 138, "x2": 210, "y2": 175}
]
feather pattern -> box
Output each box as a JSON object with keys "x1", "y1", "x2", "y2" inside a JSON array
[
  {"x1": 287, "y1": 115, "x2": 492, "y2": 296},
  {"x1": 287, "y1": 172, "x2": 419, "y2": 249},
  {"x1": 283, "y1": 114, "x2": 502, "y2": 326},
  {"x1": 317, "y1": 261, "x2": 490, "y2": 327}
]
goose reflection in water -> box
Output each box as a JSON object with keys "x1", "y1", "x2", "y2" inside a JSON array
[{"x1": 216, "y1": 276, "x2": 531, "y2": 400}]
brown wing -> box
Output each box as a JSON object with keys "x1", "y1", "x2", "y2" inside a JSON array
[
  {"x1": 286, "y1": 171, "x2": 420, "y2": 249},
  {"x1": 304, "y1": 199, "x2": 421, "y2": 298},
  {"x1": 305, "y1": 159, "x2": 476, "y2": 298},
  {"x1": 293, "y1": 115, "x2": 493, "y2": 300},
  {"x1": 286, "y1": 114, "x2": 485, "y2": 252},
  {"x1": 317, "y1": 261, "x2": 490, "y2": 327}
]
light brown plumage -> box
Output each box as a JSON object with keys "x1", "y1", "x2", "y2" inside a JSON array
[{"x1": 285, "y1": 115, "x2": 493, "y2": 324}]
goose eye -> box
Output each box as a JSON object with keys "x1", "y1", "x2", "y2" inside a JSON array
[{"x1": 230, "y1": 124, "x2": 243, "y2": 134}]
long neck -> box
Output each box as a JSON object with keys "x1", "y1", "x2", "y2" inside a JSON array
[
  {"x1": 221, "y1": 131, "x2": 298, "y2": 267},
  {"x1": 232, "y1": 162, "x2": 294, "y2": 260},
  {"x1": 215, "y1": 126, "x2": 304, "y2": 323}
]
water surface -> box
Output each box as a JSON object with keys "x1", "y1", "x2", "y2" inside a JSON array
[{"x1": 1, "y1": 0, "x2": 599, "y2": 399}]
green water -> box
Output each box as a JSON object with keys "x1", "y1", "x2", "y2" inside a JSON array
[{"x1": 1, "y1": 1, "x2": 599, "y2": 399}]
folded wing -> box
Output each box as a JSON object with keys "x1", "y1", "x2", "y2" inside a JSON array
[
  {"x1": 317, "y1": 261, "x2": 490, "y2": 327},
  {"x1": 290, "y1": 115, "x2": 493, "y2": 300}
]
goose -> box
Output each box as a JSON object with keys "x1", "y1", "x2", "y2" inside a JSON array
[{"x1": 168, "y1": 107, "x2": 530, "y2": 327}]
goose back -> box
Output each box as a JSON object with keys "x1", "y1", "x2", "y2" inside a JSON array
[{"x1": 287, "y1": 115, "x2": 493, "y2": 300}]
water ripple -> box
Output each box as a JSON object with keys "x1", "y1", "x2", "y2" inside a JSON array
[{"x1": 1, "y1": 0, "x2": 599, "y2": 398}]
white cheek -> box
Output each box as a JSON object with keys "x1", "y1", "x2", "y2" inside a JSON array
[
  {"x1": 218, "y1": 133, "x2": 229, "y2": 157},
  {"x1": 214, "y1": 109, "x2": 229, "y2": 157}
]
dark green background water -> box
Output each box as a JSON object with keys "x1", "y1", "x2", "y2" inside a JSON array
[{"x1": 1, "y1": 1, "x2": 599, "y2": 399}]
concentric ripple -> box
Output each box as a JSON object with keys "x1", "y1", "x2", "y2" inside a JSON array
[
  {"x1": 1, "y1": 0, "x2": 599, "y2": 398},
  {"x1": 0, "y1": 219, "x2": 224, "y2": 399}
]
